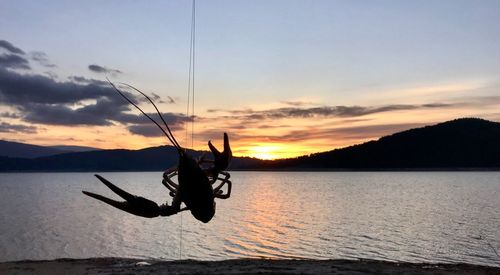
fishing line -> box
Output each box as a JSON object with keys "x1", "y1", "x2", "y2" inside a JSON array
[
  {"x1": 190, "y1": 0, "x2": 196, "y2": 149},
  {"x1": 180, "y1": 0, "x2": 197, "y2": 260}
]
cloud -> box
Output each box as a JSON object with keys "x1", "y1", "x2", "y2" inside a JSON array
[
  {"x1": 127, "y1": 125, "x2": 167, "y2": 137},
  {"x1": 0, "y1": 67, "x2": 116, "y2": 105},
  {"x1": 0, "y1": 42, "x2": 198, "y2": 137},
  {"x1": 194, "y1": 123, "x2": 425, "y2": 150},
  {"x1": 68, "y1": 75, "x2": 107, "y2": 85},
  {"x1": 0, "y1": 40, "x2": 31, "y2": 70},
  {"x1": 88, "y1": 64, "x2": 122, "y2": 75},
  {"x1": 147, "y1": 92, "x2": 175, "y2": 105},
  {"x1": 147, "y1": 92, "x2": 176, "y2": 105},
  {"x1": 44, "y1": 71, "x2": 58, "y2": 79},
  {"x1": 22, "y1": 99, "x2": 123, "y2": 126},
  {"x1": 0, "y1": 122, "x2": 37, "y2": 133},
  {"x1": 0, "y1": 112, "x2": 20, "y2": 118},
  {"x1": 206, "y1": 107, "x2": 254, "y2": 114},
  {"x1": 0, "y1": 54, "x2": 30, "y2": 70},
  {"x1": 457, "y1": 95, "x2": 500, "y2": 106},
  {"x1": 209, "y1": 103, "x2": 456, "y2": 121},
  {"x1": 126, "y1": 113, "x2": 189, "y2": 137},
  {"x1": 273, "y1": 123, "x2": 426, "y2": 142},
  {"x1": 0, "y1": 67, "x2": 131, "y2": 126},
  {"x1": 0, "y1": 40, "x2": 25, "y2": 54},
  {"x1": 0, "y1": 66, "x2": 189, "y2": 136},
  {"x1": 30, "y1": 51, "x2": 56, "y2": 68},
  {"x1": 150, "y1": 92, "x2": 161, "y2": 102},
  {"x1": 281, "y1": 100, "x2": 316, "y2": 107},
  {"x1": 421, "y1": 103, "x2": 450, "y2": 108}
]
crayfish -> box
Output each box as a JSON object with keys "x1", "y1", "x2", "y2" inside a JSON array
[{"x1": 82, "y1": 82, "x2": 232, "y2": 223}]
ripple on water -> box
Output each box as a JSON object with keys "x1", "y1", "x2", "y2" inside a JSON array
[{"x1": 1, "y1": 172, "x2": 500, "y2": 266}]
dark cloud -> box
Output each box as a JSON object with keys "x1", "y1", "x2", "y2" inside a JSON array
[
  {"x1": 210, "y1": 103, "x2": 456, "y2": 121},
  {"x1": 0, "y1": 54, "x2": 30, "y2": 70},
  {"x1": 88, "y1": 64, "x2": 122, "y2": 75},
  {"x1": 126, "y1": 113, "x2": 189, "y2": 137},
  {"x1": 44, "y1": 71, "x2": 58, "y2": 79},
  {"x1": 150, "y1": 92, "x2": 161, "y2": 102},
  {"x1": 150, "y1": 93, "x2": 175, "y2": 104},
  {"x1": 0, "y1": 67, "x2": 133, "y2": 126},
  {"x1": 0, "y1": 68, "x2": 113, "y2": 105},
  {"x1": 22, "y1": 97, "x2": 127, "y2": 126},
  {"x1": 69, "y1": 76, "x2": 89, "y2": 83},
  {"x1": 127, "y1": 125, "x2": 167, "y2": 137},
  {"x1": 0, "y1": 40, "x2": 25, "y2": 54},
  {"x1": 30, "y1": 51, "x2": 56, "y2": 68},
  {"x1": 148, "y1": 93, "x2": 175, "y2": 104},
  {"x1": 421, "y1": 103, "x2": 449, "y2": 108},
  {"x1": 0, "y1": 112, "x2": 20, "y2": 118},
  {"x1": 0, "y1": 122, "x2": 37, "y2": 133},
  {"x1": 0, "y1": 42, "x2": 183, "y2": 135},
  {"x1": 0, "y1": 67, "x2": 189, "y2": 135},
  {"x1": 68, "y1": 75, "x2": 108, "y2": 86}
]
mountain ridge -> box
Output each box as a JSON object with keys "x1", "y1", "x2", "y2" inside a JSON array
[
  {"x1": 1, "y1": 118, "x2": 500, "y2": 171},
  {"x1": 258, "y1": 118, "x2": 500, "y2": 170},
  {"x1": 0, "y1": 140, "x2": 69, "y2": 158}
]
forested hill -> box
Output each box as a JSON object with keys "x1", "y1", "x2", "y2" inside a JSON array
[
  {"x1": 1, "y1": 118, "x2": 500, "y2": 171},
  {"x1": 254, "y1": 118, "x2": 500, "y2": 170},
  {"x1": 0, "y1": 145, "x2": 263, "y2": 172},
  {"x1": 0, "y1": 140, "x2": 68, "y2": 158}
]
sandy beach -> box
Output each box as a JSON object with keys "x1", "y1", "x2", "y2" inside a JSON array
[{"x1": 1, "y1": 258, "x2": 499, "y2": 275}]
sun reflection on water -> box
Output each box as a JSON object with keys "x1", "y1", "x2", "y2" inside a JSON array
[{"x1": 222, "y1": 173, "x2": 331, "y2": 259}]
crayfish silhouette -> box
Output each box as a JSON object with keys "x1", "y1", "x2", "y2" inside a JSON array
[{"x1": 82, "y1": 82, "x2": 232, "y2": 223}]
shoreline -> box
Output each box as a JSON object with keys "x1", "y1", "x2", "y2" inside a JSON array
[{"x1": 1, "y1": 258, "x2": 499, "y2": 275}]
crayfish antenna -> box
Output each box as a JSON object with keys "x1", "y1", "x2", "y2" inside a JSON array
[{"x1": 107, "y1": 79, "x2": 183, "y2": 154}]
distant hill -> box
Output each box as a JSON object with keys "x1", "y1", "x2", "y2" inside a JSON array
[
  {"x1": 253, "y1": 118, "x2": 500, "y2": 170},
  {"x1": 1, "y1": 118, "x2": 500, "y2": 171},
  {"x1": 0, "y1": 144, "x2": 263, "y2": 172},
  {"x1": 48, "y1": 145, "x2": 101, "y2": 152},
  {"x1": 0, "y1": 140, "x2": 69, "y2": 158}
]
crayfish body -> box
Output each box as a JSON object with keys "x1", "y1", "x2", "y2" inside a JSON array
[
  {"x1": 178, "y1": 151, "x2": 215, "y2": 222},
  {"x1": 82, "y1": 82, "x2": 232, "y2": 223}
]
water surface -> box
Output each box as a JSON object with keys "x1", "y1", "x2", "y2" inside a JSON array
[{"x1": 0, "y1": 172, "x2": 499, "y2": 266}]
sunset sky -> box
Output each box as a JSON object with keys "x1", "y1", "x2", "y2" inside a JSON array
[{"x1": 1, "y1": 0, "x2": 500, "y2": 159}]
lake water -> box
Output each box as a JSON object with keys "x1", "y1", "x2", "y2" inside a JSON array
[{"x1": 0, "y1": 172, "x2": 499, "y2": 266}]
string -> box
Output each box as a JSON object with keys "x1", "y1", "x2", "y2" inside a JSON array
[
  {"x1": 191, "y1": 0, "x2": 196, "y2": 149},
  {"x1": 180, "y1": 0, "x2": 196, "y2": 260}
]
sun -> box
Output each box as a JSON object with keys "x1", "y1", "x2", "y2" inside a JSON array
[
  {"x1": 250, "y1": 146, "x2": 277, "y2": 160},
  {"x1": 240, "y1": 143, "x2": 313, "y2": 160},
  {"x1": 246, "y1": 145, "x2": 279, "y2": 160},
  {"x1": 253, "y1": 152, "x2": 275, "y2": 160}
]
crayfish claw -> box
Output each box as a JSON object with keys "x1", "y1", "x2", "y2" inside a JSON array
[
  {"x1": 208, "y1": 132, "x2": 232, "y2": 175},
  {"x1": 82, "y1": 175, "x2": 162, "y2": 218},
  {"x1": 94, "y1": 174, "x2": 135, "y2": 201}
]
